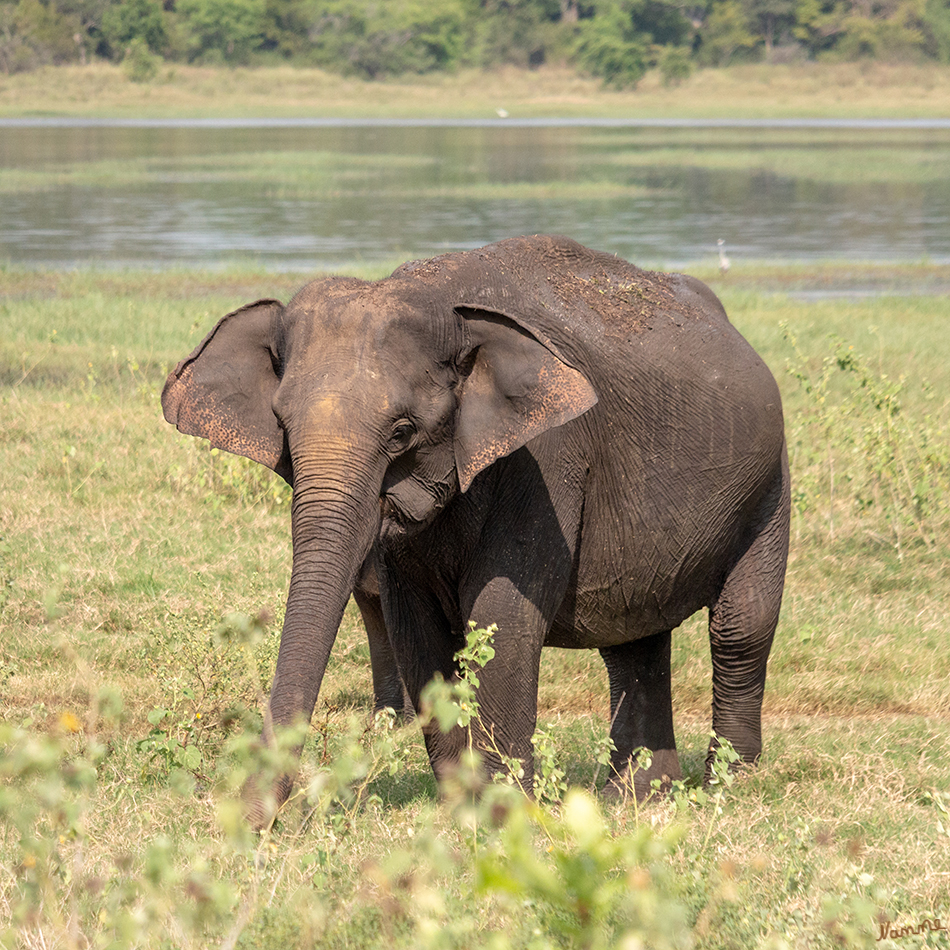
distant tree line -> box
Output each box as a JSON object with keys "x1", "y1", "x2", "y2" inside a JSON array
[{"x1": 3, "y1": 0, "x2": 950, "y2": 83}]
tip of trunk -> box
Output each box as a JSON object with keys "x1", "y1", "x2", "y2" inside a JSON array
[{"x1": 242, "y1": 772, "x2": 294, "y2": 831}]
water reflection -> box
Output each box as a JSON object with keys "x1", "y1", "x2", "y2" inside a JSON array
[{"x1": 3, "y1": 124, "x2": 950, "y2": 270}]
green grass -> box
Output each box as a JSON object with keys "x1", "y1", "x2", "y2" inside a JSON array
[
  {"x1": 1, "y1": 264, "x2": 949, "y2": 947},
  {"x1": 0, "y1": 151, "x2": 655, "y2": 202}
]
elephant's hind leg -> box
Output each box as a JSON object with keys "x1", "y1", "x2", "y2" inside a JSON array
[
  {"x1": 353, "y1": 587, "x2": 413, "y2": 719},
  {"x1": 706, "y1": 450, "x2": 791, "y2": 779},
  {"x1": 600, "y1": 631, "x2": 683, "y2": 801}
]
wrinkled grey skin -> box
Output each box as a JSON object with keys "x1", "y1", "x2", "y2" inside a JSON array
[
  {"x1": 353, "y1": 561, "x2": 411, "y2": 717},
  {"x1": 162, "y1": 235, "x2": 790, "y2": 825}
]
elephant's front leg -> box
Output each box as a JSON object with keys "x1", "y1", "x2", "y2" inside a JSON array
[
  {"x1": 457, "y1": 470, "x2": 582, "y2": 790},
  {"x1": 600, "y1": 631, "x2": 683, "y2": 800},
  {"x1": 382, "y1": 571, "x2": 550, "y2": 792},
  {"x1": 462, "y1": 580, "x2": 550, "y2": 792},
  {"x1": 389, "y1": 448, "x2": 584, "y2": 791}
]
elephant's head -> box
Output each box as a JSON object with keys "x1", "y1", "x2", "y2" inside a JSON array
[{"x1": 161, "y1": 271, "x2": 597, "y2": 822}]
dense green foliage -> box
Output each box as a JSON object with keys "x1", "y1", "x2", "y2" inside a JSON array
[{"x1": 2, "y1": 0, "x2": 950, "y2": 82}]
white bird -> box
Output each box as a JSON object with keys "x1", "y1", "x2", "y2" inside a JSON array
[{"x1": 717, "y1": 238, "x2": 730, "y2": 275}]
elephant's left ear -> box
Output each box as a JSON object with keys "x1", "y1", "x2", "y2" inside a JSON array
[{"x1": 453, "y1": 307, "x2": 598, "y2": 492}]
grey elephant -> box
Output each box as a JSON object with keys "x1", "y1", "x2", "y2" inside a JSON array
[{"x1": 162, "y1": 235, "x2": 790, "y2": 822}]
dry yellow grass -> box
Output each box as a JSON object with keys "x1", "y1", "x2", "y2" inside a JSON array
[{"x1": 5, "y1": 61, "x2": 950, "y2": 119}]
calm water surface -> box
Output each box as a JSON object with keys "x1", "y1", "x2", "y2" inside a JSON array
[{"x1": 3, "y1": 121, "x2": 950, "y2": 270}]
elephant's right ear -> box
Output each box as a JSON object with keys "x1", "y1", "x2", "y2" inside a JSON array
[{"x1": 161, "y1": 300, "x2": 293, "y2": 484}]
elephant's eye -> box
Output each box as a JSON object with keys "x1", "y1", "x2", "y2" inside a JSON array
[{"x1": 388, "y1": 420, "x2": 416, "y2": 453}]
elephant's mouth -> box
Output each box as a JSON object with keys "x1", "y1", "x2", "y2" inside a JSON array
[
  {"x1": 379, "y1": 484, "x2": 450, "y2": 542},
  {"x1": 379, "y1": 495, "x2": 412, "y2": 538}
]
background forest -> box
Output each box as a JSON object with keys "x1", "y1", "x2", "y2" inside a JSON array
[{"x1": 4, "y1": 0, "x2": 950, "y2": 86}]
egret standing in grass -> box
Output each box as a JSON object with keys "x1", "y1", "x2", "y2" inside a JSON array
[{"x1": 717, "y1": 239, "x2": 730, "y2": 274}]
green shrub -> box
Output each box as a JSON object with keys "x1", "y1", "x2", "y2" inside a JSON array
[
  {"x1": 176, "y1": 0, "x2": 266, "y2": 64},
  {"x1": 102, "y1": 0, "x2": 169, "y2": 58},
  {"x1": 1, "y1": 0, "x2": 81, "y2": 71},
  {"x1": 695, "y1": 0, "x2": 757, "y2": 66},
  {"x1": 307, "y1": 0, "x2": 473, "y2": 78},
  {"x1": 659, "y1": 44, "x2": 693, "y2": 85},
  {"x1": 122, "y1": 35, "x2": 161, "y2": 82},
  {"x1": 782, "y1": 327, "x2": 950, "y2": 554},
  {"x1": 574, "y1": 0, "x2": 651, "y2": 88}
]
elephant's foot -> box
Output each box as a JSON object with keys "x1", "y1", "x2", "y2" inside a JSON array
[
  {"x1": 373, "y1": 693, "x2": 416, "y2": 723},
  {"x1": 603, "y1": 748, "x2": 683, "y2": 803},
  {"x1": 703, "y1": 737, "x2": 756, "y2": 789},
  {"x1": 429, "y1": 736, "x2": 535, "y2": 802}
]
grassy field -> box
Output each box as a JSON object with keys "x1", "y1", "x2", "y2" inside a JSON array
[
  {"x1": 6, "y1": 61, "x2": 950, "y2": 119},
  {"x1": 1, "y1": 262, "x2": 949, "y2": 948}
]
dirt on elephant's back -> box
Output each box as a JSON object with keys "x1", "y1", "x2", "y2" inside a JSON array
[{"x1": 546, "y1": 265, "x2": 689, "y2": 338}]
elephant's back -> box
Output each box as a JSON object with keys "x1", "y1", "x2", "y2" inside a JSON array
[{"x1": 454, "y1": 238, "x2": 744, "y2": 377}]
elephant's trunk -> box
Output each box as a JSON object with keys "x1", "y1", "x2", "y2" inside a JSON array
[{"x1": 246, "y1": 437, "x2": 383, "y2": 826}]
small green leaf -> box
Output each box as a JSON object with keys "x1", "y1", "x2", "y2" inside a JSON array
[{"x1": 180, "y1": 745, "x2": 201, "y2": 772}]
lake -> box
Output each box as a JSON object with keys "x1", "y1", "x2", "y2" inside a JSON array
[{"x1": 3, "y1": 119, "x2": 950, "y2": 271}]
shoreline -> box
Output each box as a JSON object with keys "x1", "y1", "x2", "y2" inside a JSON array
[{"x1": 5, "y1": 116, "x2": 950, "y2": 129}]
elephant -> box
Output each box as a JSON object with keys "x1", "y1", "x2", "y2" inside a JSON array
[
  {"x1": 352, "y1": 560, "x2": 411, "y2": 717},
  {"x1": 162, "y1": 234, "x2": 790, "y2": 823}
]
